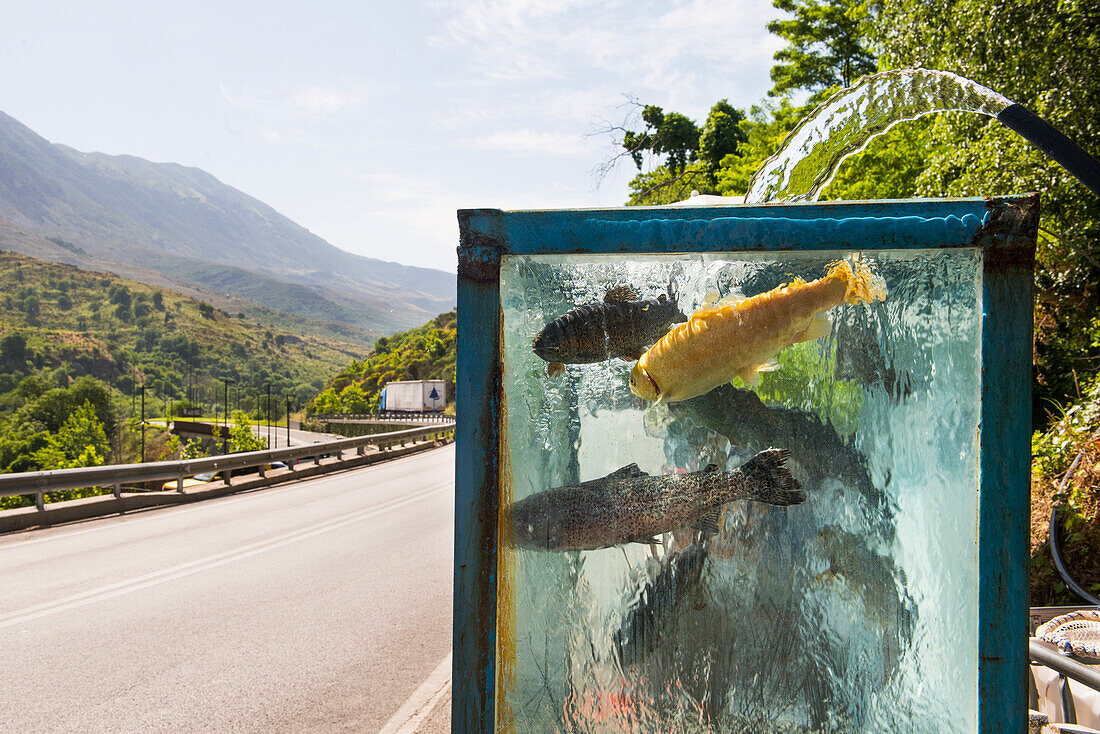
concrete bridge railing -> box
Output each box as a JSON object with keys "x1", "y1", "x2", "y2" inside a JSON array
[{"x1": 0, "y1": 422, "x2": 455, "y2": 512}]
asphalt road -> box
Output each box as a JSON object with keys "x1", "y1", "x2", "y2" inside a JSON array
[
  {"x1": 251, "y1": 423, "x2": 343, "y2": 448},
  {"x1": 0, "y1": 443, "x2": 455, "y2": 733}
]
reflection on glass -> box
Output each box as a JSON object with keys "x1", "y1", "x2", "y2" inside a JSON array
[{"x1": 499, "y1": 250, "x2": 981, "y2": 733}]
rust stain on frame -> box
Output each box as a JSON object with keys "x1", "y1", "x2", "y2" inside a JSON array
[{"x1": 495, "y1": 312, "x2": 517, "y2": 734}]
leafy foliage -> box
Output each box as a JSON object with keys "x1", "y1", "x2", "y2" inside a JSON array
[
  {"x1": 0, "y1": 252, "x2": 359, "y2": 421},
  {"x1": 0, "y1": 252, "x2": 362, "y2": 507},
  {"x1": 1030, "y1": 375, "x2": 1100, "y2": 604},
  {"x1": 767, "y1": 0, "x2": 877, "y2": 98},
  {"x1": 227, "y1": 411, "x2": 268, "y2": 453},
  {"x1": 613, "y1": 100, "x2": 750, "y2": 205},
  {"x1": 307, "y1": 312, "x2": 456, "y2": 414},
  {"x1": 870, "y1": 0, "x2": 1100, "y2": 427}
]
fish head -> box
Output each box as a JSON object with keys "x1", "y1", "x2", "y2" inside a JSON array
[
  {"x1": 629, "y1": 362, "x2": 662, "y2": 402},
  {"x1": 507, "y1": 500, "x2": 558, "y2": 549},
  {"x1": 531, "y1": 329, "x2": 565, "y2": 364}
]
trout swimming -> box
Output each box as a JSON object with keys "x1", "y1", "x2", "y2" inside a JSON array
[
  {"x1": 533, "y1": 284, "x2": 686, "y2": 377},
  {"x1": 630, "y1": 258, "x2": 887, "y2": 403},
  {"x1": 507, "y1": 448, "x2": 804, "y2": 551}
]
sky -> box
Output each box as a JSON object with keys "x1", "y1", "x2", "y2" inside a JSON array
[{"x1": 1, "y1": 1, "x2": 783, "y2": 272}]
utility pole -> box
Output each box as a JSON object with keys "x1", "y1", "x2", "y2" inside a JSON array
[
  {"x1": 286, "y1": 395, "x2": 291, "y2": 448},
  {"x1": 221, "y1": 378, "x2": 233, "y2": 454},
  {"x1": 266, "y1": 383, "x2": 272, "y2": 447},
  {"x1": 140, "y1": 385, "x2": 146, "y2": 463}
]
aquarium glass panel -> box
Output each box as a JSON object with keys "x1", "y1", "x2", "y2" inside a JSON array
[{"x1": 497, "y1": 248, "x2": 982, "y2": 733}]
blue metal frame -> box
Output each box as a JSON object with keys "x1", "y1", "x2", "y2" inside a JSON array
[{"x1": 455, "y1": 196, "x2": 1037, "y2": 733}]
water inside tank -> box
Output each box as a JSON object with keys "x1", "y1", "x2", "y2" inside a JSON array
[{"x1": 498, "y1": 248, "x2": 981, "y2": 733}]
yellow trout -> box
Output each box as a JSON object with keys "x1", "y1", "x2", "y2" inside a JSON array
[{"x1": 629, "y1": 258, "x2": 886, "y2": 404}]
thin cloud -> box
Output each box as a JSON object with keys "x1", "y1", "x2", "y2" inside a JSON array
[
  {"x1": 219, "y1": 82, "x2": 369, "y2": 119},
  {"x1": 290, "y1": 87, "x2": 362, "y2": 116},
  {"x1": 469, "y1": 129, "x2": 596, "y2": 156},
  {"x1": 433, "y1": 0, "x2": 783, "y2": 97}
]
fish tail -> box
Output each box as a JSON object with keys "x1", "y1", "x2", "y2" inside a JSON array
[
  {"x1": 827, "y1": 255, "x2": 887, "y2": 305},
  {"x1": 738, "y1": 448, "x2": 805, "y2": 506}
]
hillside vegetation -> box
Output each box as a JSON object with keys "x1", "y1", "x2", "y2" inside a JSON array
[
  {"x1": 0, "y1": 252, "x2": 362, "y2": 490},
  {"x1": 308, "y1": 311, "x2": 455, "y2": 414}
]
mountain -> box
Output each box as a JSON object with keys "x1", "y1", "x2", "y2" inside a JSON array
[{"x1": 0, "y1": 111, "x2": 454, "y2": 340}]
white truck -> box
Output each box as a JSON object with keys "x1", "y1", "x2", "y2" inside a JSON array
[{"x1": 380, "y1": 380, "x2": 446, "y2": 413}]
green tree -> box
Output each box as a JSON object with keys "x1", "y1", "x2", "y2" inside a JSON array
[
  {"x1": 22, "y1": 294, "x2": 40, "y2": 324},
  {"x1": 714, "y1": 99, "x2": 812, "y2": 196},
  {"x1": 339, "y1": 383, "x2": 369, "y2": 413},
  {"x1": 0, "y1": 333, "x2": 28, "y2": 370},
  {"x1": 108, "y1": 284, "x2": 131, "y2": 308},
  {"x1": 698, "y1": 100, "x2": 748, "y2": 175},
  {"x1": 872, "y1": 0, "x2": 1100, "y2": 424},
  {"x1": 31, "y1": 400, "x2": 108, "y2": 470},
  {"x1": 228, "y1": 411, "x2": 267, "y2": 452},
  {"x1": 623, "y1": 105, "x2": 701, "y2": 174},
  {"x1": 311, "y1": 387, "x2": 342, "y2": 414},
  {"x1": 767, "y1": 0, "x2": 877, "y2": 99},
  {"x1": 180, "y1": 439, "x2": 208, "y2": 460}
]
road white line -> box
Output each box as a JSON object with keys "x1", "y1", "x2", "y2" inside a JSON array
[
  {"x1": 378, "y1": 652, "x2": 453, "y2": 734},
  {"x1": 0, "y1": 481, "x2": 450, "y2": 630},
  {"x1": 0, "y1": 443, "x2": 455, "y2": 551}
]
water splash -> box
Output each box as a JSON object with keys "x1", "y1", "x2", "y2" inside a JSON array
[{"x1": 745, "y1": 69, "x2": 1013, "y2": 204}]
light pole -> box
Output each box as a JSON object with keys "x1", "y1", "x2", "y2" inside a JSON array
[
  {"x1": 139, "y1": 385, "x2": 146, "y2": 463},
  {"x1": 221, "y1": 378, "x2": 233, "y2": 454},
  {"x1": 286, "y1": 395, "x2": 291, "y2": 448},
  {"x1": 266, "y1": 383, "x2": 272, "y2": 448}
]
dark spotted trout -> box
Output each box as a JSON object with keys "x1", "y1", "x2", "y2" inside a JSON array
[
  {"x1": 533, "y1": 284, "x2": 686, "y2": 377},
  {"x1": 507, "y1": 448, "x2": 804, "y2": 551}
]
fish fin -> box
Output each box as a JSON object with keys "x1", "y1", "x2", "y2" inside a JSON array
[
  {"x1": 797, "y1": 313, "x2": 832, "y2": 342},
  {"x1": 737, "y1": 366, "x2": 762, "y2": 386},
  {"x1": 607, "y1": 463, "x2": 648, "y2": 480},
  {"x1": 829, "y1": 255, "x2": 888, "y2": 305},
  {"x1": 701, "y1": 289, "x2": 742, "y2": 307},
  {"x1": 604, "y1": 286, "x2": 639, "y2": 303},
  {"x1": 691, "y1": 508, "x2": 722, "y2": 536},
  {"x1": 736, "y1": 369, "x2": 758, "y2": 387},
  {"x1": 547, "y1": 362, "x2": 565, "y2": 378},
  {"x1": 717, "y1": 292, "x2": 743, "y2": 308},
  {"x1": 737, "y1": 360, "x2": 779, "y2": 387},
  {"x1": 695, "y1": 293, "x2": 743, "y2": 318},
  {"x1": 737, "y1": 448, "x2": 805, "y2": 506}
]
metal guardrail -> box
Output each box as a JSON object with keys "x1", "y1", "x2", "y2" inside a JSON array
[
  {"x1": 310, "y1": 412, "x2": 452, "y2": 423},
  {"x1": 0, "y1": 422, "x2": 455, "y2": 511}
]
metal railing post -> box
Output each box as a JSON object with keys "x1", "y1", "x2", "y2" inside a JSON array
[
  {"x1": 113, "y1": 483, "x2": 121, "y2": 499},
  {"x1": 36, "y1": 492, "x2": 44, "y2": 512}
]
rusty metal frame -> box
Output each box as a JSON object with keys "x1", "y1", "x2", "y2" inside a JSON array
[{"x1": 454, "y1": 195, "x2": 1037, "y2": 733}]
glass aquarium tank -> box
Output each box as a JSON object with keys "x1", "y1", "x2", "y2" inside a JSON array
[{"x1": 454, "y1": 198, "x2": 1037, "y2": 734}]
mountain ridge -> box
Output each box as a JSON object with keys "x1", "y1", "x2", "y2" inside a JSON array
[{"x1": 0, "y1": 111, "x2": 454, "y2": 338}]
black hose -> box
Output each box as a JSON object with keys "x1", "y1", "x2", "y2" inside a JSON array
[
  {"x1": 997, "y1": 104, "x2": 1100, "y2": 198},
  {"x1": 1049, "y1": 505, "x2": 1100, "y2": 606}
]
